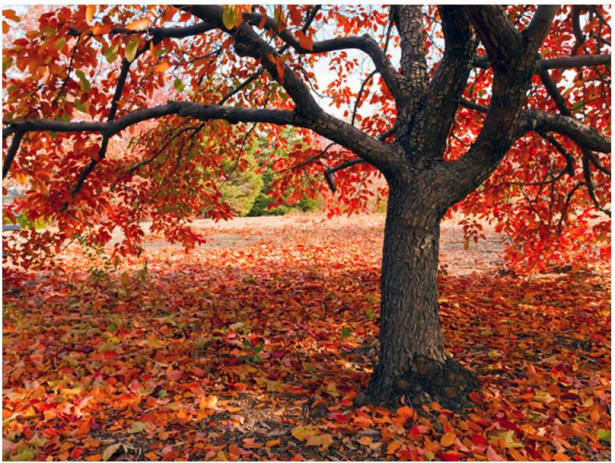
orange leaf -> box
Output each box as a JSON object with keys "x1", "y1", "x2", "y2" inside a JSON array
[
  {"x1": 228, "y1": 443, "x2": 242, "y2": 456},
  {"x1": 126, "y1": 18, "x2": 151, "y2": 31},
  {"x1": 590, "y1": 406, "x2": 601, "y2": 423},
  {"x1": 441, "y1": 432, "x2": 456, "y2": 447},
  {"x1": 386, "y1": 441, "x2": 402, "y2": 455},
  {"x1": 275, "y1": 56, "x2": 285, "y2": 84},
  {"x1": 85, "y1": 5, "x2": 96, "y2": 24},
  {"x1": 296, "y1": 31, "x2": 313, "y2": 51},
  {"x1": 357, "y1": 436, "x2": 373, "y2": 446},
  {"x1": 3, "y1": 9, "x2": 20, "y2": 22}
]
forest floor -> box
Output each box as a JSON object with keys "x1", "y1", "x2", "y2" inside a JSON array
[{"x1": 2, "y1": 213, "x2": 611, "y2": 461}]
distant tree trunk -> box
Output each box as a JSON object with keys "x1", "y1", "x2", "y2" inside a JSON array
[{"x1": 360, "y1": 182, "x2": 479, "y2": 408}]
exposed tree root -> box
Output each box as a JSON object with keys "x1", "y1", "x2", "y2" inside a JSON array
[{"x1": 356, "y1": 356, "x2": 480, "y2": 411}]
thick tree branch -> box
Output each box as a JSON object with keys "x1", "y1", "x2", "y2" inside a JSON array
[
  {"x1": 571, "y1": 6, "x2": 587, "y2": 56},
  {"x1": 523, "y1": 5, "x2": 559, "y2": 52},
  {"x1": 418, "y1": 6, "x2": 477, "y2": 157},
  {"x1": 474, "y1": 53, "x2": 611, "y2": 71},
  {"x1": 461, "y1": 98, "x2": 611, "y2": 155},
  {"x1": 520, "y1": 110, "x2": 611, "y2": 153},
  {"x1": 441, "y1": 6, "x2": 558, "y2": 206},
  {"x1": 539, "y1": 54, "x2": 611, "y2": 70},
  {"x1": 3, "y1": 102, "x2": 295, "y2": 136},
  {"x1": 465, "y1": 6, "x2": 523, "y2": 73},
  {"x1": 179, "y1": 5, "x2": 396, "y2": 170},
  {"x1": 393, "y1": 5, "x2": 427, "y2": 95},
  {"x1": 4, "y1": 100, "x2": 396, "y2": 177},
  {"x1": 69, "y1": 21, "x2": 217, "y2": 40},
  {"x1": 538, "y1": 69, "x2": 611, "y2": 176}
]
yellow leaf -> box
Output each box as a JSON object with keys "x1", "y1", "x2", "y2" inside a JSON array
[
  {"x1": 125, "y1": 37, "x2": 139, "y2": 62},
  {"x1": 441, "y1": 432, "x2": 456, "y2": 447},
  {"x1": 306, "y1": 433, "x2": 333, "y2": 452},
  {"x1": 199, "y1": 395, "x2": 218, "y2": 410},
  {"x1": 266, "y1": 439, "x2": 280, "y2": 447},
  {"x1": 222, "y1": 6, "x2": 240, "y2": 30},
  {"x1": 155, "y1": 61, "x2": 170, "y2": 74},
  {"x1": 85, "y1": 5, "x2": 96, "y2": 25},
  {"x1": 292, "y1": 425, "x2": 318, "y2": 442}
]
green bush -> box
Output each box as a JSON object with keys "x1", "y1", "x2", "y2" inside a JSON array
[{"x1": 219, "y1": 152, "x2": 264, "y2": 217}]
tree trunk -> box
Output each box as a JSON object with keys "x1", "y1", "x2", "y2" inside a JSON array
[{"x1": 361, "y1": 183, "x2": 478, "y2": 408}]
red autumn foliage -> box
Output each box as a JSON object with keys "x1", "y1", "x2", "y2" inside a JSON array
[{"x1": 2, "y1": 217, "x2": 611, "y2": 460}]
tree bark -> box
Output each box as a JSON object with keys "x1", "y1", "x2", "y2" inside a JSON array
[{"x1": 360, "y1": 182, "x2": 478, "y2": 408}]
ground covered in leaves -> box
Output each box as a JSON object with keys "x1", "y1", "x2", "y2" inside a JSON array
[{"x1": 2, "y1": 215, "x2": 611, "y2": 461}]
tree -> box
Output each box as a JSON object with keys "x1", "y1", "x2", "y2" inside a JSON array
[
  {"x1": 2, "y1": 5, "x2": 610, "y2": 406},
  {"x1": 218, "y1": 144, "x2": 263, "y2": 217}
]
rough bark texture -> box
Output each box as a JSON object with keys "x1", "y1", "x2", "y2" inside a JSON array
[{"x1": 356, "y1": 182, "x2": 479, "y2": 409}]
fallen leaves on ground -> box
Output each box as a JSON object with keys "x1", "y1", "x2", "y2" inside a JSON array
[{"x1": 2, "y1": 217, "x2": 610, "y2": 460}]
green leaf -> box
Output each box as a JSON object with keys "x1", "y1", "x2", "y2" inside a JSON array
[
  {"x1": 597, "y1": 429, "x2": 610, "y2": 443},
  {"x1": 292, "y1": 424, "x2": 318, "y2": 442},
  {"x1": 341, "y1": 327, "x2": 351, "y2": 338},
  {"x1": 104, "y1": 45, "x2": 118, "y2": 63},
  {"x1": 3, "y1": 56, "x2": 13, "y2": 73},
  {"x1": 489, "y1": 430, "x2": 523, "y2": 449},
  {"x1": 173, "y1": 78, "x2": 185, "y2": 92},
  {"x1": 157, "y1": 389, "x2": 167, "y2": 398},
  {"x1": 74, "y1": 98, "x2": 86, "y2": 113},
  {"x1": 10, "y1": 448, "x2": 36, "y2": 461},
  {"x1": 75, "y1": 70, "x2": 90, "y2": 93},
  {"x1": 128, "y1": 421, "x2": 147, "y2": 434},
  {"x1": 125, "y1": 37, "x2": 139, "y2": 62},
  {"x1": 102, "y1": 443, "x2": 123, "y2": 461},
  {"x1": 55, "y1": 37, "x2": 66, "y2": 50},
  {"x1": 222, "y1": 6, "x2": 239, "y2": 30},
  {"x1": 572, "y1": 100, "x2": 585, "y2": 113}
]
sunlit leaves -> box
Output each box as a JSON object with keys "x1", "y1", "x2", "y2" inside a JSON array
[
  {"x1": 222, "y1": 5, "x2": 242, "y2": 30},
  {"x1": 173, "y1": 78, "x2": 185, "y2": 92},
  {"x1": 125, "y1": 37, "x2": 139, "y2": 62},
  {"x1": 85, "y1": 5, "x2": 96, "y2": 25},
  {"x1": 126, "y1": 18, "x2": 151, "y2": 31},
  {"x1": 296, "y1": 31, "x2": 313, "y2": 51}
]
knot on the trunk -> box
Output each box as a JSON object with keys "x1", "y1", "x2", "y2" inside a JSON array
[{"x1": 394, "y1": 356, "x2": 480, "y2": 410}]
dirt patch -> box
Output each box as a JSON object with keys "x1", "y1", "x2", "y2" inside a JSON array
[{"x1": 121, "y1": 213, "x2": 507, "y2": 276}]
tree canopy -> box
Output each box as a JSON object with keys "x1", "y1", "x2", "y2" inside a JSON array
[{"x1": 2, "y1": 5, "x2": 610, "y2": 271}]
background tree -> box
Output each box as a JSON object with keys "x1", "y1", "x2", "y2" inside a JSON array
[{"x1": 2, "y1": 5, "x2": 610, "y2": 406}]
